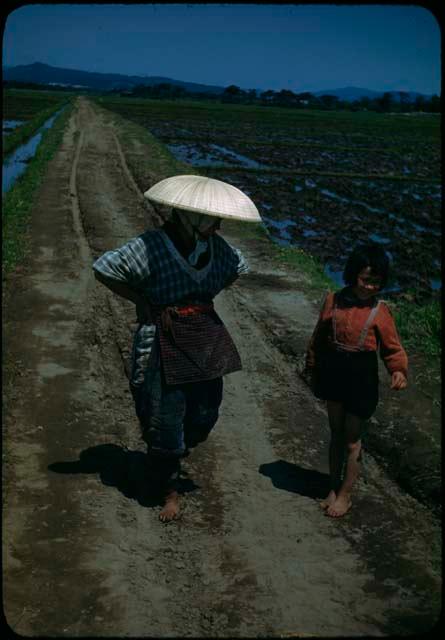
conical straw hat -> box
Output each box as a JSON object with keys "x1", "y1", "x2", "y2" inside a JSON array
[{"x1": 144, "y1": 175, "x2": 261, "y2": 222}]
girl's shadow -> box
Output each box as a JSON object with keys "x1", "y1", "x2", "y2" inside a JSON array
[
  {"x1": 48, "y1": 444, "x2": 198, "y2": 507},
  {"x1": 259, "y1": 459, "x2": 330, "y2": 499}
]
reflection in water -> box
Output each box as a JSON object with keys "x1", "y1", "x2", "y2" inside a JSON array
[
  {"x1": 166, "y1": 141, "x2": 267, "y2": 169},
  {"x1": 210, "y1": 144, "x2": 264, "y2": 169},
  {"x1": 302, "y1": 229, "x2": 319, "y2": 238},
  {"x1": 3, "y1": 119, "x2": 25, "y2": 135},
  {"x1": 321, "y1": 188, "x2": 385, "y2": 214},
  {"x1": 369, "y1": 233, "x2": 391, "y2": 244}
]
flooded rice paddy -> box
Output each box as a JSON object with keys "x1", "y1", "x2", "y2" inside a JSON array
[{"x1": 101, "y1": 99, "x2": 443, "y2": 294}]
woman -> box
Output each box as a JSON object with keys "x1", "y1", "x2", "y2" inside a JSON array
[{"x1": 93, "y1": 175, "x2": 261, "y2": 521}]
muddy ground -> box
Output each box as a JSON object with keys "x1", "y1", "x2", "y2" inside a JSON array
[{"x1": 2, "y1": 97, "x2": 441, "y2": 636}]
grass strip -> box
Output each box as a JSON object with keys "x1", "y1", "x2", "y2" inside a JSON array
[
  {"x1": 393, "y1": 295, "x2": 441, "y2": 358},
  {"x1": 2, "y1": 104, "x2": 74, "y2": 276},
  {"x1": 3, "y1": 100, "x2": 70, "y2": 159}
]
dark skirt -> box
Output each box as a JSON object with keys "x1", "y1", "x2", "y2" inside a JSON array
[{"x1": 314, "y1": 348, "x2": 379, "y2": 420}]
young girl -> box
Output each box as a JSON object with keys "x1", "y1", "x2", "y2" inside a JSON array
[{"x1": 305, "y1": 243, "x2": 408, "y2": 518}]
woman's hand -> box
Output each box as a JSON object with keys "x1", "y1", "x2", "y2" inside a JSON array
[{"x1": 391, "y1": 371, "x2": 407, "y2": 390}]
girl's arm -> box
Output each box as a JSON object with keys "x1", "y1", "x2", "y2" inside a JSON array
[{"x1": 376, "y1": 302, "x2": 408, "y2": 386}]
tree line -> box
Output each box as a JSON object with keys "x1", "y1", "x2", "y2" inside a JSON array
[
  {"x1": 117, "y1": 83, "x2": 441, "y2": 113},
  {"x1": 4, "y1": 80, "x2": 440, "y2": 113}
]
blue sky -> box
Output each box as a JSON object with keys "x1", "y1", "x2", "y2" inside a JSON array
[{"x1": 2, "y1": 4, "x2": 441, "y2": 95}]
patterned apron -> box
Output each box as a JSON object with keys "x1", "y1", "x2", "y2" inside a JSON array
[{"x1": 155, "y1": 303, "x2": 242, "y2": 385}]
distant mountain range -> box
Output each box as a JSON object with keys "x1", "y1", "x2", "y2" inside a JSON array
[
  {"x1": 2, "y1": 62, "x2": 434, "y2": 102},
  {"x1": 2, "y1": 62, "x2": 226, "y2": 94}
]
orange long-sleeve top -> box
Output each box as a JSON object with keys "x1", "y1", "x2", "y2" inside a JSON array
[{"x1": 306, "y1": 289, "x2": 408, "y2": 378}]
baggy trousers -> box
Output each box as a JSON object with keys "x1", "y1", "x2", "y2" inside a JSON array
[{"x1": 131, "y1": 366, "x2": 223, "y2": 493}]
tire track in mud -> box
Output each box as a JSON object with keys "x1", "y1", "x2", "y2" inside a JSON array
[
  {"x1": 108, "y1": 126, "x2": 146, "y2": 203},
  {"x1": 71, "y1": 103, "x2": 135, "y2": 380},
  {"x1": 69, "y1": 129, "x2": 90, "y2": 267}
]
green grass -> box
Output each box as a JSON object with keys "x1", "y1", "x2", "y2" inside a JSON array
[
  {"x1": 2, "y1": 104, "x2": 74, "y2": 276},
  {"x1": 261, "y1": 228, "x2": 335, "y2": 292},
  {"x1": 393, "y1": 294, "x2": 441, "y2": 358},
  {"x1": 274, "y1": 244, "x2": 338, "y2": 292}
]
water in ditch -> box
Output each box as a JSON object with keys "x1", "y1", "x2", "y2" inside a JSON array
[{"x1": 2, "y1": 110, "x2": 64, "y2": 195}]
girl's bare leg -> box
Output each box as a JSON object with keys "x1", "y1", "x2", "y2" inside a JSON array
[
  {"x1": 326, "y1": 412, "x2": 362, "y2": 517},
  {"x1": 321, "y1": 401, "x2": 346, "y2": 509}
]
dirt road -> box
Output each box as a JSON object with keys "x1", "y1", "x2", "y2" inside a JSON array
[{"x1": 3, "y1": 97, "x2": 441, "y2": 636}]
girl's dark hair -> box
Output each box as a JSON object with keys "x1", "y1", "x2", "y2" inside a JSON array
[{"x1": 343, "y1": 243, "x2": 390, "y2": 288}]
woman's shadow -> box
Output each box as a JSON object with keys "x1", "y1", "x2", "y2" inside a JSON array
[
  {"x1": 48, "y1": 444, "x2": 198, "y2": 507},
  {"x1": 259, "y1": 459, "x2": 330, "y2": 499}
]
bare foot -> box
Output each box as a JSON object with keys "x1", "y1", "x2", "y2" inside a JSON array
[
  {"x1": 325, "y1": 495, "x2": 352, "y2": 518},
  {"x1": 159, "y1": 490, "x2": 180, "y2": 522},
  {"x1": 320, "y1": 490, "x2": 337, "y2": 510}
]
